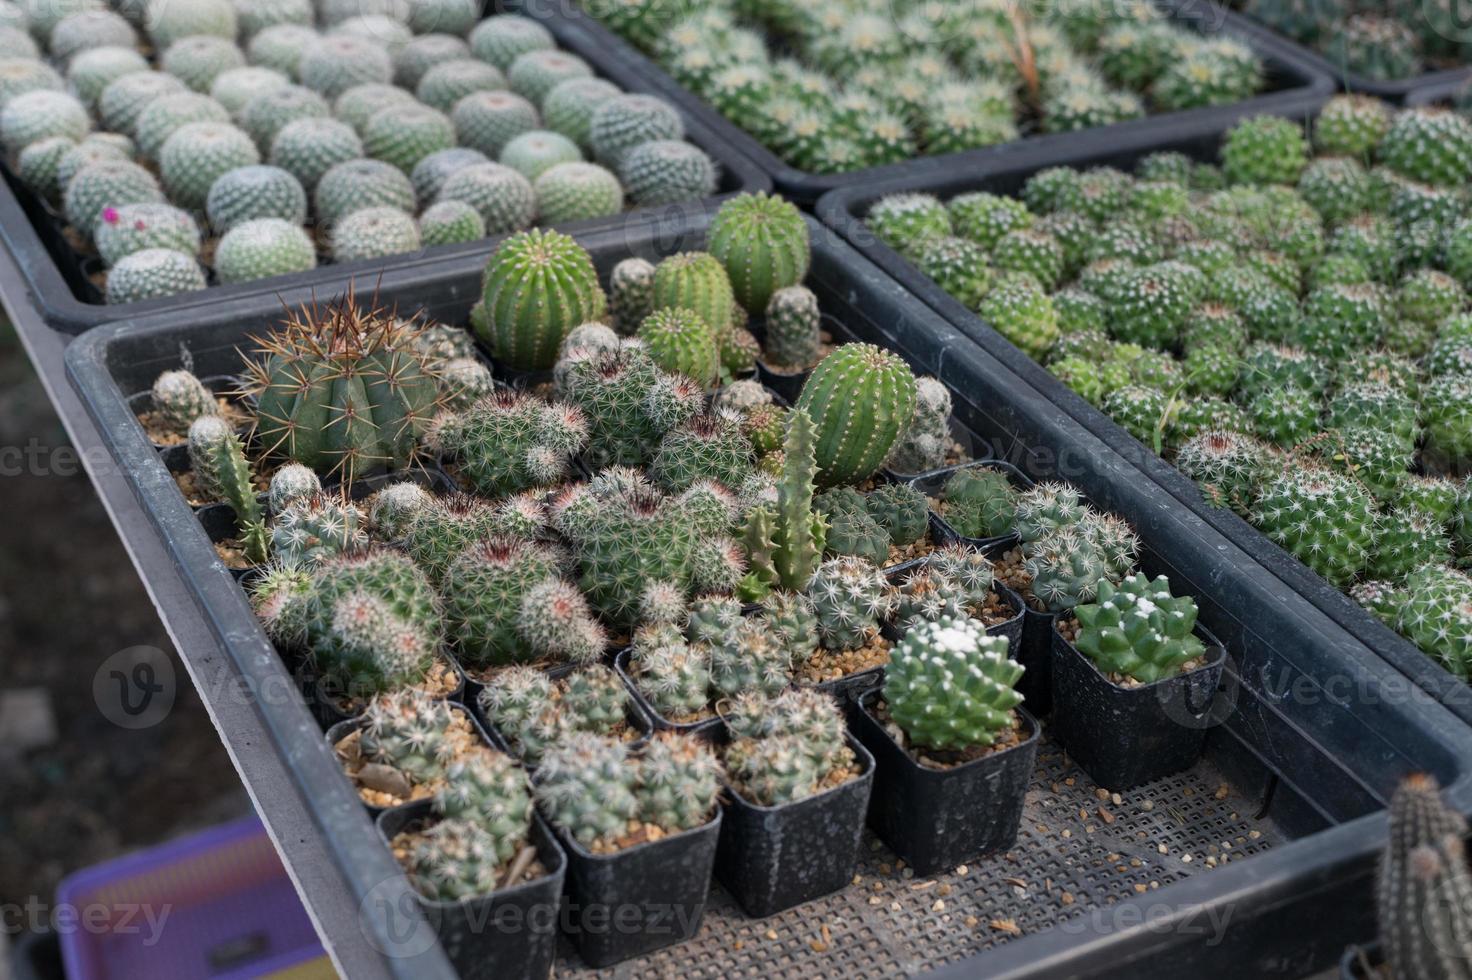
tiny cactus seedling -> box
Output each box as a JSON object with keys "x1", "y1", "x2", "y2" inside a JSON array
[
  {"x1": 151, "y1": 369, "x2": 218, "y2": 433},
  {"x1": 885, "y1": 615, "x2": 1024, "y2": 751}
]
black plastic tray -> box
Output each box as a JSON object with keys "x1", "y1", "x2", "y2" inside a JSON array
[
  {"x1": 1218, "y1": 0, "x2": 1472, "y2": 104},
  {"x1": 65, "y1": 206, "x2": 1472, "y2": 977},
  {"x1": 815, "y1": 104, "x2": 1472, "y2": 738},
  {"x1": 0, "y1": 2, "x2": 770, "y2": 335},
  {"x1": 521, "y1": 0, "x2": 1335, "y2": 205}
]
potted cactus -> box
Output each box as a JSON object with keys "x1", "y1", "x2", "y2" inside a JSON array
[
  {"x1": 474, "y1": 664, "x2": 651, "y2": 763},
  {"x1": 378, "y1": 748, "x2": 566, "y2": 980},
  {"x1": 712, "y1": 688, "x2": 875, "y2": 917},
  {"x1": 891, "y1": 544, "x2": 1027, "y2": 655},
  {"x1": 850, "y1": 615, "x2": 1039, "y2": 875},
  {"x1": 1048, "y1": 573, "x2": 1228, "y2": 791},
  {"x1": 533, "y1": 731, "x2": 723, "y2": 966}
]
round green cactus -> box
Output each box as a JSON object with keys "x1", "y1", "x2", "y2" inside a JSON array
[
  {"x1": 534, "y1": 733, "x2": 640, "y2": 846},
  {"x1": 1253, "y1": 467, "x2": 1375, "y2": 588},
  {"x1": 469, "y1": 14, "x2": 555, "y2": 71},
  {"x1": 247, "y1": 24, "x2": 319, "y2": 79},
  {"x1": 437, "y1": 161, "x2": 536, "y2": 234},
  {"x1": 1073, "y1": 574, "x2": 1206, "y2": 683},
  {"x1": 498, "y1": 128, "x2": 581, "y2": 180},
  {"x1": 160, "y1": 36, "x2": 247, "y2": 95},
  {"x1": 533, "y1": 161, "x2": 623, "y2": 224},
  {"x1": 507, "y1": 48, "x2": 591, "y2": 107},
  {"x1": 885, "y1": 615, "x2": 1024, "y2": 750},
  {"x1": 299, "y1": 35, "x2": 394, "y2": 99},
  {"x1": 0, "y1": 89, "x2": 87, "y2": 153},
  {"x1": 418, "y1": 199, "x2": 486, "y2": 246},
  {"x1": 268, "y1": 116, "x2": 363, "y2": 192},
  {"x1": 435, "y1": 389, "x2": 589, "y2": 496},
  {"x1": 451, "y1": 89, "x2": 540, "y2": 158},
  {"x1": 330, "y1": 206, "x2": 421, "y2": 263},
  {"x1": 105, "y1": 247, "x2": 205, "y2": 304},
  {"x1": 618, "y1": 139, "x2": 717, "y2": 206},
  {"x1": 158, "y1": 121, "x2": 261, "y2": 211},
  {"x1": 708, "y1": 191, "x2": 810, "y2": 315},
  {"x1": 638, "y1": 308, "x2": 719, "y2": 388},
  {"x1": 95, "y1": 202, "x2": 200, "y2": 267},
  {"x1": 478, "y1": 228, "x2": 606, "y2": 371},
  {"x1": 239, "y1": 84, "x2": 328, "y2": 152},
  {"x1": 205, "y1": 164, "x2": 307, "y2": 232},
  {"x1": 215, "y1": 217, "x2": 316, "y2": 283},
  {"x1": 314, "y1": 158, "x2": 416, "y2": 226},
  {"x1": 589, "y1": 93, "x2": 684, "y2": 170},
  {"x1": 416, "y1": 58, "x2": 506, "y2": 113},
  {"x1": 411, "y1": 146, "x2": 489, "y2": 202},
  {"x1": 542, "y1": 76, "x2": 621, "y2": 152},
  {"x1": 99, "y1": 71, "x2": 186, "y2": 135},
  {"x1": 796, "y1": 342, "x2": 918, "y2": 487}
]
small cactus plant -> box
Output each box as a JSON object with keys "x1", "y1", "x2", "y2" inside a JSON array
[
  {"x1": 1072, "y1": 574, "x2": 1207, "y2": 683},
  {"x1": 478, "y1": 229, "x2": 607, "y2": 371},
  {"x1": 885, "y1": 615, "x2": 1024, "y2": 751},
  {"x1": 796, "y1": 343, "x2": 918, "y2": 487},
  {"x1": 1376, "y1": 773, "x2": 1472, "y2": 980}
]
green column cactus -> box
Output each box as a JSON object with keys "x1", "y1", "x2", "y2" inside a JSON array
[
  {"x1": 1072, "y1": 574, "x2": 1206, "y2": 683},
  {"x1": 210, "y1": 425, "x2": 270, "y2": 565},
  {"x1": 764, "y1": 285, "x2": 822, "y2": 371},
  {"x1": 707, "y1": 191, "x2": 811, "y2": 314},
  {"x1": 796, "y1": 343, "x2": 918, "y2": 487},
  {"x1": 477, "y1": 229, "x2": 607, "y2": 371},
  {"x1": 1377, "y1": 773, "x2": 1472, "y2": 980},
  {"x1": 885, "y1": 615, "x2": 1024, "y2": 750},
  {"x1": 739, "y1": 409, "x2": 827, "y2": 598}
]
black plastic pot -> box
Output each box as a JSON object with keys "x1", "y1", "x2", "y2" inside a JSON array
[
  {"x1": 66, "y1": 206, "x2": 1472, "y2": 978},
  {"x1": 1049, "y1": 625, "x2": 1229, "y2": 791},
  {"x1": 553, "y1": 809, "x2": 721, "y2": 968},
  {"x1": 526, "y1": 0, "x2": 1333, "y2": 204},
  {"x1": 816, "y1": 106, "x2": 1472, "y2": 739},
  {"x1": 377, "y1": 800, "x2": 566, "y2": 980},
  {"x1": 713, "y1": 732, "x2": 875, "y2": 918},
  {"x1": 849, "y1": 688, "x2": 1039, "y2": 876},
  {"x1": 0, "y1": 5, "x2": 769, "y2": 335}
]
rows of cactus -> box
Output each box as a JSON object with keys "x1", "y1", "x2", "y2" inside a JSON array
[
  {"x1": 865, "y1": 97, "x2": 1472, "y2": 679},
  {"x1": 1239, "y1": 0, "x2": 1461, "y2": 81},
  {"x1": 0, "y1": 0, "x2": 720, "y2": 304},
  {"x1": 586, "y1": 0, "x2": 1266, "y2": 176}
]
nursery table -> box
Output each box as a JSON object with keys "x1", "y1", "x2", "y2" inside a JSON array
[{"x1": 0, "y1": 245, "x2": 457, "y2": 980}]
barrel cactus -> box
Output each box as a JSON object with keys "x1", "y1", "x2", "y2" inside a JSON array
[
  {"x1": 477, "y1": 229, "x2": 607, "y2": 371},
  {"x1": 796, "y1": 343, "x2": 918, "y2": 487}
]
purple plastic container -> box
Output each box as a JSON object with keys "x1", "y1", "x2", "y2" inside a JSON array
[{"x1": 56, "y1": 816, "x2": 328, "y2": 980}]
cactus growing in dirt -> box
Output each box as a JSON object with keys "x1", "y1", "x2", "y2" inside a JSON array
[
  {"x1": 1376, "y1": 773, "x2": 1472, "y2": 980},
  {"x1": 360, "y1": 689, "x2": 460, "y2": 782},
  {"x1": 942, "y1": 467, "x2": 1019, "y2": 539},
  {"x1": 723, "y1": 688, "x2": 852, "y2": 805},
  {"x1": 885, "y1": 615, "x2": 1023, "y2": 750},
  {"x1": 409, "y1": 784, "x2": 534, "y2": 899},
  {"x1": 636, "y1": 731, "x2": 722, "y2": 832},
  {"x1": 739, "y1": 410, "x2": 827, "y2": 598},
  {"x1": 1021, "y1": 525, "x2": 1114, "y2": 612},
  {"x1": 244, "y1": 298, "x2": 442, "y2": 482},
  {"x1": 1015, "y1": 483, "x2": 1088, "y2": 545},
  {"x1": 270, "y1": 492, "x2": 368, "y2": 567},
  {"x1": 1072, "y1": 574, "x2": 1206, "y2": 683},
  {"x1": 477, "y1": 229, "x2": 607, "y2": 371},
  {"x1": 796, "y1": 343, "x2": 917, "y2": 488},
  {"x1": 434, "y1": 391, "x2": 589, "y2": 496},
  {"x1": 535, "y1": 733, "x2": 641, "y2": 846},
  {"x1": 432, "y1": 749, "x2": 535, "y2": 849},
  {"x1": 298, "y1": 549, "x2": 441, "y2": 697},
  {"x1": 708, "y1": 191, "x2": 810, "y2": 314},
  {"x1": 151, "y1": 370, "x2": 217, "y2": 432}
]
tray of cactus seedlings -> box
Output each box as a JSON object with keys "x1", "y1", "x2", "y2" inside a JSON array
[
  {"x1": 0, "y1": 0, "x2": 770, "y2": 334},
  {"x1": 1229, "y1": 0, "x2": 1472, "y2": 102},
  {"x1": 820, "y1": 94, "x2": 1472, "y2": 733},
  {"x1": 548, "y1": 0, "x2": 1334, "y2": 203},
  {"x1": 64, "y1": 194, "x2": 1472, "y2": 977}
]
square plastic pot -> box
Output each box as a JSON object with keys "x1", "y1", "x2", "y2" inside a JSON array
[
  {"x1": 849, "y1": 688, "x2": 1040, "y2": 876},
  {"x1": 377, "y1": 801, "x2": 567, "y2": 980},
  {"x1": 553, "y1": 810, "x2": 722, "y2": 968},
  {"x1": 1048, "y1": 625, "x2": 1229, "y2": 791},
  {"x1": 712, "y1": 732, "x2": 875, "y2": 918}
]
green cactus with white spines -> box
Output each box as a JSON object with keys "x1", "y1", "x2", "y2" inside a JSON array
[
  {"x1": 443, "y1": 537, "x2": 605, "y2": 668},
  {"x1": 867, "y1": 193, "x2": 952, "y2": 255},
  {"x1": 1071, "y1": 567, "x2": 1199, "y2": 673},
  {"x1": 399, "y1": 493, "x2": 507, "y2": 585},
  {"x1": 807, "y1": 555, "x2": 894, "y2": 651},
  {"x1": 159, "y1": 36, "x2": 246, "y2": 95},
  {"x1": 866, "y1": 483, "x2": 929, "y2": 547},
  {"x1": 477, "y1": 229, "x2": 606, "y2": 371},
  {"x1": 330, "y1": 206, "x2": 422, "y2": 263},
  {"x1": 213, "y1": 218, "x2": 316, "y2": 283},
  {"x1": 606, "y1": 258, "x2": 654, "y2": 337},
  {"x1": 892, "y1": 565, "x2": 972, "y2": 633},
  {"x1": 451, "y1": 89, "x2": 540, "y2": 159},
  {"x1": 762, "y1": 285, "x2": 821, "y2": 371},
  {"x1": 1015, "y1": 482, "x2": 1094, "y2": 544},
  {"x1": 105, "y1": 248, "x2": 206, "y2": 304},
  {"x1": 299, "y1": 35, "x2": 394, "y2": 99},
  {"x1": 796, "y1": 343, "x2": 917, "y2": 488},
  {"x1": 239, "y1": 86, "x2": 327, "y2": 152},
  {"x1": 151, "y1": 369, "x2": 218, "y2": 433},
  {"x1": 246, "y1": 23, "x2": 318, "y2": 79},
  {"x1": 266, "y1": 117, "x2": 362, "y2": 193},
  {"x1": 366, "y1": 482, "x2": 433, "y2": 541},
  {"x1": 1397, "y1": 565, "x2": 1472, "y2": 677},
  {"x1": 981, "y1": 273, "x2": 1060, "y2": 361},
  {"x1": 554, "y1": 343, "x2": 700, "y2": 468},
  {"x1": 296, "y1": 548, "x2": 441, "y2": 696},
  {"x1": 432, "y1": 357, "x2": 495, "y2": 413},
  {"x1": 411, "y1": 148, "x2": 490, "y2": 204},
  {"x1": 619, "y1": 139, "x2": 717, "y2": 205},
  {"x1": 705, "y1": 617, "x2": 791, "y2": 699},
  {"x1": 435, "y1": 389, "x2": 589, "y2": 496},
  {"x1": 63, "y1": 160, "x2": 164, "y2": 238},
  {"x1": 724, "y1": 688, "x2": 853, "y2": 806},
  {"x1": 941, "y1": 467, "x2": 1019, "y2": 539},
  {"x1": 885, "y1": 377, "x2": 953, "y2": 475},
  {"x1": 1252, "y1": 466, "x2": 1375, "y2": 589},
  {"x1": 587, "y1": 93, "x2": 683, "y2": 170},
  {"x1": 67, "y1": 46, "x2": 147, "y2": 110},
  {"x1": 1175, "y1": 430, "x2": 1272, "y2": 516},
  {"x1": 209, "y1": 65, "x2": 290, "y2": 117},
  {"x1": 1020, "y1": 525, "x2": 1114, "y2": 612},
  {"x1": 707, "y1": 192, "x2": 810, "y2": 314},
  {"x1": 17, "y1": 136, "x2": 78, "y2": 202},
  {"x1": 886, "y1": 616, "x2": 1023, "y2": 750},
  {"x1": 360, "y1": 102, "x2": 455, "y2": 175},
  {"x1": 416, "y1": 59, "x2": 505, "y2": 114},
  {"x1": 270, "y1": 492, "x2": 368, "y2": 566},
  {"x1": 245, "y1": 299, "x2": 441, "y2": 482},
  {"x1": 1372, "y1": 507, "x2": 1452, "y2": 581},
  {"x1": 632, "y1": 631, "x2": 712, "y2": 719},
  {"x1": 359, "y1": 689, "x2": 460, "y2": 783},
  {"x1": 156, "y1": 121, "x2": 260, "y2": 211},
  {"x1": 205, "y1": 165, "x2": 307, "y2": 232},
  {"x1": 395, "y1": 34, "x2": 473, "y2": 90},
  {"x1": 476, "y1": 665, "x2": 556, "y2": 758},
  {"x1": 533, "y1": 161, "x2": 623, "y2": 224},
  {"x1": 1423, "y1": 374, "x2": 1472, "y2": 472},
  {"x1": 636, "y1": 731, "x2": 722, "y2": 832},
  {"x1": 536, "y1": 733, "x2": 641, "y2": 845},
  {"x1": 424, "y1": 748, "x2": 534, "y2": 867},
  {"x1": 437, "y1": 161, "x2": 536, "y2": 234},
  {"x1": 460, "y1": 12, "x2": 545, "y2": 67},
  {"x1": 740, "y1": 409, "x2": 826, "y2": 599},
  {"x1": 418, "y1": 200, "x2": 486, "y2": 247},
  {"x1": 638, "y1": 308, "x2": 719, "y2": 389},
  {"x1": 650, "y1": 251, "x2": 734, "y2": 338},
  {"x1": 266, "y1": 463, "x2": 320, "y2": 517},
  {"x1": 0, "y1": 88, "x2": 84, "y2": 154}
]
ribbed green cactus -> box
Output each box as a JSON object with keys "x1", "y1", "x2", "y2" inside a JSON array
[
  {"x1": 942, "y1": 467, "x2": 1019, "y2": 539},
  {"x1": 246, "y1": 300, "x2": 442, "y2": 482},
  {"x1": 651, "y1": 251, "x2": 734, "y2": 339},
  {"x1": 636, "y1": 731, "x2": 722, "y2": 832},
  {"x1": 1072, "y1": 574, "x2": 1206, "y2": 683},
  {"x1": 764, "y1": 285, "x2": 822, "y2": 371},
  {"x1": 740, "y1": 410, "x2": 827, "y2": 598},
  {"x1": 434, "y1": 390, "x2": 589, "y2": 496},
  {"x1": 796, "y1": 343, "x2": 918, "y2": 488},
  {"x1": 1377, "y1": 773, "x2": 1472, "y2": 980},
  {"x1": 477, "y1": 230, "x2": 607, "y2": 372},
  {"x1": 885, "y1": 615, "x2": 1024, "y2": 750},
  {"x1": 638, "y1": 308, "x2": 720, "y2": 389},
  {"x1": 708, "y1": 191, "x2": 811, "y2": 314}
]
